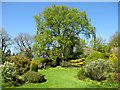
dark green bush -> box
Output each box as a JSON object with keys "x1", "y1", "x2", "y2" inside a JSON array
[
  {"x1": 22, "y1": 71, "x2": 45, "y2": 83},
  {"x1": 30, "y1": 63, "x2": 38, "y2": 72},
  {"x1": 83, "y1": 59, "x2": 112, "y2": 81},
  {"x1": 85, "y1": 51, "x2": 105, "y2": 62}
]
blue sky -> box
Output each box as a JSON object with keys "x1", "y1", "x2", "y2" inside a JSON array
[{"x1": 2, "y1": 2, "x2": 118, "y2": 53}]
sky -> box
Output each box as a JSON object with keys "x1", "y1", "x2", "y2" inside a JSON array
[{"x1": 2, "y1": 2, "x2": 118, "y2": 53}]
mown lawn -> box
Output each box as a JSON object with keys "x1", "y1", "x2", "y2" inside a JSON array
[{"x1": 7, "y1": 67, "x2": 105, "y2": 88}]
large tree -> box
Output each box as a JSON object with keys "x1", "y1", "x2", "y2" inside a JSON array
[
  {"x1": 33, "y1": 4, "x2": 96, "y2": 62},
  {"x1": 14, "y1": 33, "x2": 33, "y2": 59}
]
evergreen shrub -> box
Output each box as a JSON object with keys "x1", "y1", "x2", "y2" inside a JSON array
[
  {"x1": 83, "y1": 59, "x2": 112, "y2": 81},
  {"x1": 85, "y1": 51, "x2": 105, "y2": 62},
  {"x1": 22, "y1": 71, "x2": 45, "y2": 83}
]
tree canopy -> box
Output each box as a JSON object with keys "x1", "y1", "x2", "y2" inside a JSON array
[
  {"x1": 108, "y1": 32, "x2": 119, "y2": 47},
  {"x1": 33, "y1": 4, "x2": 96, "y2": 61},
  {"x1": 89, "y1": 37, "x2": 108, "y2": 53}
]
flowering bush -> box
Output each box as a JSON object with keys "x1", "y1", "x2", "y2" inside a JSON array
[
  {"x1": 83, "y1": 59, "x2": 112, "y2": 81},
  {"x1": 69, "y1": 58, "x2": 86, "y2": 67},
  {"x1": 109, "y1": 54, "x2": 118, "y2": 70},
  {"x1": 106, "y1": 72, "x2": 120, "y2": 83},
  {"x1": 10, "y1": 55, "x2": 30, "y2": 75},
  {"x1": 0, "y1": 61, "x2": 22, "y2": 87}
]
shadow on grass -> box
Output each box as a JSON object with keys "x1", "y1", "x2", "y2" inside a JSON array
[{"x1": 41, "y1": 79, "x2": 47, "y2": 83}]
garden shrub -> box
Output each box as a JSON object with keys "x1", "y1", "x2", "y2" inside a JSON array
[
  {"x1": 77, "y1": 68, "x2": 86, "y2": 80},
  {"x1": 0, "y1": 61, "x2": 23, "y2": 87},
  {"x1": 102, "y1": 52, "x2": 111, "y2": 60},
  {"x1": 61, "y1": 61, "x2": 71, "y2": 67},
  {"x1": 83, "y1": 59, "x2": 112, "y2": 81},
  {"x1": 2, "y1": 53, "x2": 10, "y2": 64},
  {"x1": 85, "y1": 51, "x2": 105, "y2": 62},
  {"x1": 30, "y1": 62, "x2": 38, "y2": 72},
  {"x1": 109, "y1": 54, "x2": 118, "y2": 69},
  {"x1": 22, "y1": 71, "x2": 45, "y2": 83},
  {"x1": 10, "y1": 55, "x2": 30, "y2": 75}
]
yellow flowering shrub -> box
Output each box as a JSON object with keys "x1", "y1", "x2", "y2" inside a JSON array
[
  {"x1": 69, "y1": 58, "x2": 86, "y2": 66},
  {"x1": 109, "y1": 54, "x2": 118, "y2": 67}
]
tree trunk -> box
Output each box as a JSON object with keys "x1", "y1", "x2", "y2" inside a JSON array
[{"x1": 61, "y1": 53, "x2": 64, "y2": 66}]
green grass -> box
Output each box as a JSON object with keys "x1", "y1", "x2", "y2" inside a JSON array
[{"x1": 7, "y1": 66, "x2": 104, "y2": 88}]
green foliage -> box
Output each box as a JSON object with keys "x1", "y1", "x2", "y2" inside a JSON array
[
  {"x1": 10, "y1": 55, "x2": 30, "y2": 75},
  {"x1": 32, "y1": 57, "x2": 44, "y2": 65},
  {"x1": 108, "y1": 32, "x2": 119, "y2": 47},
  {"x1": 89, "y1": 37, "x2": 108, "y2": 53},
  {"x1": 75, "y1": 39, "x2": 87, "y2": 51},
  {"x1": 77, "y1": 68, "x2": 85, "y2": 77},
  {"x1": 66, "y1": 50, "x2": 83, "y2": 60},
  {"x1": 85, "y1": 51, "x2": 105, "y2": 62},
  {"x1": 78, "y1": 53, "x2": 89, "y2": 59},
  {"x1": 30, "y1": 62, "x2": 38, "y2": 72},
  {"x1": 83, "y1": 59, "x2": 112, "y2": 81},
  {"x1": 33, "y1": 4, "x2": 95, "y2": 62},
  {"x1": 22, "y1": 71, "x2": 45, "y2": 83},
  {"x1": 61, "y1": 61, "x2": 71, "y2": 67},
  {"x1": 109, "y1": 54, "x2": 118, "y2": 69},
  {"x1": 2, "y1": 52, "x2": 10, "y2": 64},
  {"x1": 0, "y1": 61, "x2": 22, "y2": 87},
  {"x1": 102, "y1": 52, "x2": 110, "y2": 60}
]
